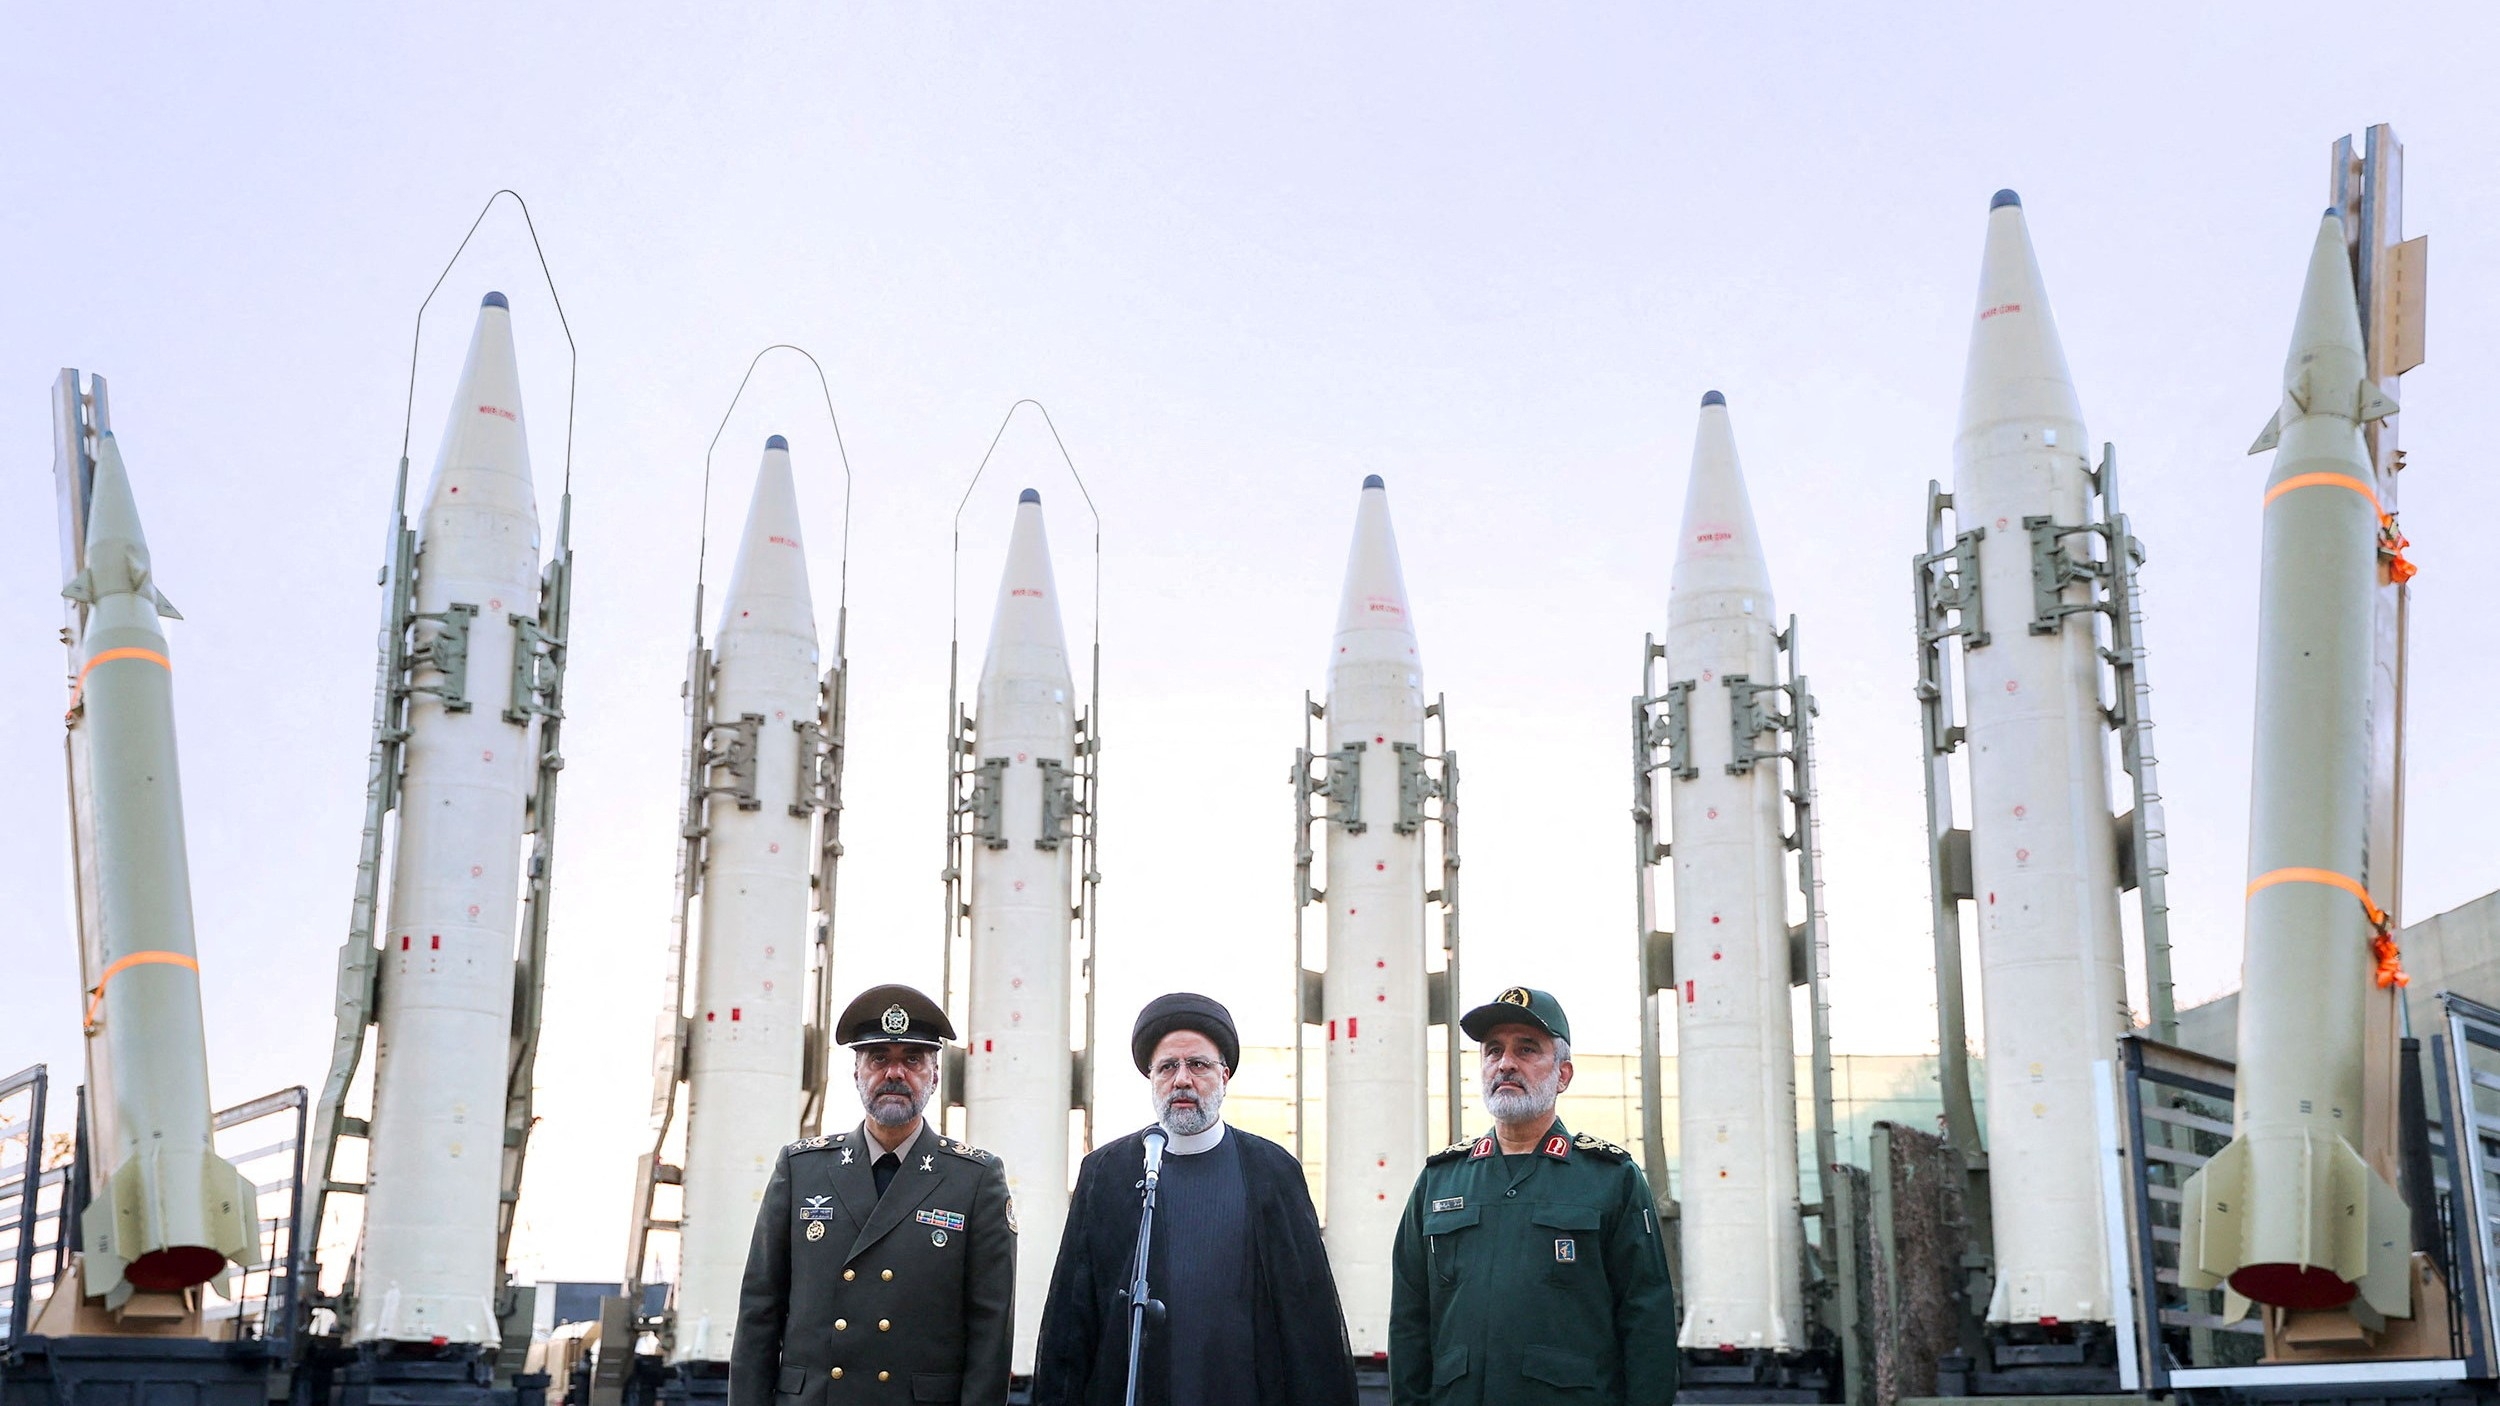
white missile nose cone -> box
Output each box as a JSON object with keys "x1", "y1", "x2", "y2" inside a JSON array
[
  {"x1": 2285, "y1": 209, "x2": 2368, "y2": 386},
  {"x1": 422, "y1": 294, "x2": 534, "y2": 511},
  {"x1": 1958, "y1": 190, "x2": 2082, "y2": 432},
  {"x1": 982, "y1": 490, "x2": 1072, "y2": 680},
  {"x1": 1671, "y1": 392, "x2": 1772, "y2": 606},
  {"x1": 718, "y1": 436, "x2": 815, "y2": 635},
  {"x1": 1334, "y1": 475, "x2": 1416, "y2": 645}
]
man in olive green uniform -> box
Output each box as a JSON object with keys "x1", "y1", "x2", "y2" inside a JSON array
[
  {"x1": 733, "y1": 984, "x2": 1015, "y2": 1406},
  {"x1": 1389, "y1": 986, "x2": 1677, "y2": 1405}
]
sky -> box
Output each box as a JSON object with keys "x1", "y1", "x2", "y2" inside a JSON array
[{"x1": 6, "y1": 3, "x2": 2499, "y2": 1283}]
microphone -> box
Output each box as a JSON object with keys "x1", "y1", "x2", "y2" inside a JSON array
[{"x1": 1142, "y1": 1131, "x2": 1167, "y2": 1187}]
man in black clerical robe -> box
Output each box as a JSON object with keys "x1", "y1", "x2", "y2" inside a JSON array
[{"x1": 1031, "y1": 993, "x2": 1358, "y2": 1406}]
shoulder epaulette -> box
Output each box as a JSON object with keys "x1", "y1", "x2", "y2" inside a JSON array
[
  {"x1": 936, "y1": 1135, "x2": 997, "y2": 1166},
  {"x1": 1573, "y1": 1132, "x2": 1631, "y2": 1162},
  {"x1": 1428, "y1": 1132, "x2": 1494, "y2": 1166},
  {"x1": 786, "y1": 1134, "x2": 836, "y2": 1155}
]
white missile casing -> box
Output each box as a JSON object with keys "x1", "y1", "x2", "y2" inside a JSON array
[
  {"x1": 2176, "y1": 212, "x2": 2410, "y2": 1319},
  {"x1": 1953, "y1": 193, "x2": 2127, "y2": 1325},
  {"x1": 1322, "y1": 475, "x2": 1427, "y2": 1356},
  {"x1": 64, "y1": 433, "x2": 260, "y2": 1302},
  {"x1": 674, "y1": 436, "x2": 821, "y2": 1362},
  {"x1": 1666, "y1": 395, "x2": 1804, "y2": 1351},
  {"x1": 963, "y1": 488, "x2": 1077, "y2": 1376},
  {"x1": 356, "y1": 293, "x2": 544, "y2": 1346}
]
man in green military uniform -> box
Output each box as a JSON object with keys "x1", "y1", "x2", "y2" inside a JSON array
[
  {"x1": 733, "y1": 984, "x2": 1015, "y2": 1406},
  {"x1": 1389, "y1": 986, "x2": 1678, "y2": 1405}
]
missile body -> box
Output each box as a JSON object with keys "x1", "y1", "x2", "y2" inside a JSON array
[
  {"x1": 1322, "y1": 475, "x2": 1427, "y2": 1355},
  {"x1": 1666, "y1": 395, "x2": 1803, "y2": 1351},
  {"x1": 963, "y1": 488, "x2": 1077, "y2": 1376},
  {"x1": 673, "y1": 437, "x2": 821, "y2": 1362},
  {"x1": 1953, "y1": 193, "x2": 2128, "y2": 1325},
  {"x1": 356, "y1": 293, "x2": 545, "y2": 1346},
  {"x1": 64, "y1": 433, "x2": 259, "y2": 1301},
  {"x1": 2178, "y1": 212, "x2": 2410, "y2": 1318}
]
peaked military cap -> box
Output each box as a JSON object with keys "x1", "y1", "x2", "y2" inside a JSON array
[
  {"x1": 837, "y1": 983, "x2": 955, "y2": 1048},
  {"x1": 1460, "y1": 984, "x2": 1572, "y2": 1043}
]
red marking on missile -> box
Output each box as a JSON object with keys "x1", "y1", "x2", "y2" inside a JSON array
[
  {"x1": 490, "y1": 599, "x2": 502, "y2": 611},
  {"x1": 1694, "y1": 531, "x2": 1734, "y2": 544},
  {"x1": 2016, "y1": 848, "x2": 2030, "y2": 862},
  {"x1": 483, "y1": 750, "x2": 494, "y2": 762},
  {"x1": 1349, "y1": 1017, "x2": 1359, "y2": 1038},
  {"x1": 2005, "y1": 680, "x2": 2019, "y2": 693},
  {"x1": 2012, "y1": 805, "x2": 2026, "y2": 818},
  {"x1": 1377, "y1": 993, "x2": 1387, "y2": 1002},
  {"x1": 731, "y1": 1008, "x2": 742, "y2": 1021},
  {"x1": 769, "y1": 843, "x2": 780, "y2": 853},
  {"x1": 984, "y1": 1039, "x2": 993, "y2": 1052},
  {"x1": 1979, "y1": 304, "x2": 2022, "y2": 321},
  {"x1": 706, "y1": 1011, "x2": 715, "y2": 1022},
  {"x1": 768, "y1": 535, "x2": 799, "y2": 547},
  {"x1": 1710, "y1": 914, "x2": 1721, "y2": 924},
  {"x1": 479, "y1": 405, "x2": 517, "y2": 420},
  {"x1": 471, "y1": 865, "x2": 483, "y2": 876},
  {"x1": 1375, "y1": 736, "x2": 1385, "y2": 744},
  {"x1": 401, "y1": 936, "x2": 410, "y2": 950},
  {"x1": 1685, "y1": 980, "x2": 1695, "y2": 1003},
  {"x1": 431, "y1": 935, "x2": 441, "y2": 950},
  {"x1": 1011, "y1": 588, "x2": 1045, "y2": 598},
  {"x1": 1328, "y1": 1020, "x2": 1338, "y2": 1040},
  {"x1": 1375, "y1": 960, "x2": 1386, "y2": 969},
  {"x1": 1376, "y1": 862, "x2": 1386, "y2": 871}
]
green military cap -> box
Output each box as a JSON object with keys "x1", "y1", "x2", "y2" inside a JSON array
[
  {"x1": 836, "y1": 983, "x2": 956, "y2": 1048},
  {"x1": 1460, "y1": 985, "x2": 1571, "y2": 1043}
]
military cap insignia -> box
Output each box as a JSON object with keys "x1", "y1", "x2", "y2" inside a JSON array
[
  {"x1": 881, "y1": 1004, "x2": 910, "y2": 1035},
  {"x1": 1498, "y1": 987, "x2": 1533, "y2": 1007},
  {"x1": 1572, "y1": 1132, "x2": 1632, "y2": 1162}
]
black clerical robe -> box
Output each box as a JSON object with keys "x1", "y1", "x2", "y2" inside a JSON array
[{"x1": 1030, "y1": 1124, "x2": 1358, "y2": 1406}]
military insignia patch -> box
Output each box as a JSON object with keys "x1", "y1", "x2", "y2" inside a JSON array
[
  {"x1": 931, "y1": 1229, "x2": 949, "y2": 1247},
  {"x1": 1006, "y1": 1194, "x2": 1019, "y2": 1233},
  {"x1": 1468, "y1": 1135, "x2": 1495, "y2": 1160},
  {"x1": 881, "y1": 1004, "x2": 910, "y2": 1034},
  {"x1": 800, "y1": 1196, "x2": 836, "y2": 1221},
  {"x1": 1554, "y1": 1237, "x2": 1576, "y2": 1263},
  {"x1": 806, "y1": 1221, "x2": 825, "y2": 1242},
  {"x1": 1498, "y1": 987, "x2": 1532, "y2": 1007},
  {"x1": 916, "y1": 1208, "x2": 967, "y2": 1232},
  {"x1": 920, "y1": 1155, "x2": 935, "y2": 1172},
  {"x1": 840, "y1": 1147, "x2": 855, "y2": 1165},
  {"x1": 1542, "y1": 1134, "x2": 1571, "y2": 1159}
]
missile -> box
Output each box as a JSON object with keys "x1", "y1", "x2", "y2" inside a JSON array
[
  {"x1": 1953, "y1": 191, "x2": 2129, "y2": 1326},
  {"x1": 355, "y1": 292, "x2": 546, "y2": 1345},
  {"x1": 1321, "y1": 474, "x2": 1427, "y2": 1356},
  {"x1": 672, "y1": 435, "x2": 822, "y2": 1362},
  {"x1": 2177, "y1": 211, "x2": 2410, "y2": 1319},
  {"x1": 1666, "y1": 393, "x2": 1804, "y2": 1351},
  {"x1": 62, "y1": 432, "x2": 259, "y2": 1305},
  {"x1": 963, "y1": 487, "x2": 1078, "y2": 1376}
]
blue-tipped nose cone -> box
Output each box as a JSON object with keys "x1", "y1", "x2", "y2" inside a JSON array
[
  {"x1": 1989, "y1": 189, "x2": 2021, "y2": 211},
  {"x1": 1362, "y1": 474, "x2": 1385, "y2": 490},
  {"x1": 765, "y1": 434, "x2": 788, "y2": 451},
  {"x1": 1019, "y1": 488, "x2": 1040, "y2": 504},
  {"x1": 1701, "y1": 390, "x2": 1726, "y2": 407},
  {"x1": 2324, "y1": 206, "x2": 2343, "y2": 220},
  {"x1": 481, "y1": 290, "x2": 509, "y2": 309}
]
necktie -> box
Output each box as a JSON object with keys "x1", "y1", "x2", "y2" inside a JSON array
[{"x1": 874, "y1": 1151, "x2": 900, "y2": 1199}]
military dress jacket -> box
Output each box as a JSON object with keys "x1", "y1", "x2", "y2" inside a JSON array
[
  {"x1": 1387, "y1": 1119, "x2": 1678, "y2": 1406},
  {"x1": 732, "y1": 1122, "x2": 1015, "y2": 1406}
]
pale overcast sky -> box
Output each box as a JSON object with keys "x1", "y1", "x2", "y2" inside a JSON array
[{"x1": 6, "y1": 5, "x2": 2498, "y2": 1281}]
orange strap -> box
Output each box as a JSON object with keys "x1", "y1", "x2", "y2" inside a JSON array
[
  {"x1": 2263, "y1": 471, "x2": 2381, "y2": 510},
  {"x1": 65, "y1": 646, "x2": 170, "y2": 718},
  {"x1": 2247, "y1": 867, "x2": 2409, "y2": 988},
  {"x1": 2380, "y1": 513, "x2": 2419, "y2": 585},
  {"x1": 83, "y1": 950, "x2": 200, "y2": 1032}
]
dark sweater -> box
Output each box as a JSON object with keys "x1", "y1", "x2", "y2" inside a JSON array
[{"x1": 1160, "y1": 1134, "x2": 1255, "y2": 1406}]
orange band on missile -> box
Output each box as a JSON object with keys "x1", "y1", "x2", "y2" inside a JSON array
[
  {"x1": 64, "y1": 646, "x2": 171, "y2": 718},
  {"x1": 2246, "y1": 867, "x2": 2410, "y2": 988},
  {"x1": 2262, "y1": 472, "x2": 2380, "y2": 511},
  {"x1": 82, "y1": 950, "x2": 201, "y2": 1033}
]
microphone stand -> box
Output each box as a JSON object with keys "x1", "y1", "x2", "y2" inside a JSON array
[{"x1": 1122, "y1": 1135, "x2": 1167, "y2": 1406}]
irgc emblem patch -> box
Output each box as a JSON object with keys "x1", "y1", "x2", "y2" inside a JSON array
[
  {"x1": 1554, "y1": 1237, "x2": 1577, "y2": 1263},
  {"x1": 882, "y1": 1004, "x2": 910, "y2": 1035},
  {"x1": 1498, "y1": 987, "x2": 1532, "y2": 1007}
]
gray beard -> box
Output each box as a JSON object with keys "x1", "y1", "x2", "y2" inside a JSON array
[
  {"x1": 1156, "y1": 1084, "x2": 1225, "y2": 1137},
  {"x1": 1484, "y1": 1070, "x2": 1559, "y2": 1125},
  {"x1": 858, "y1": 1079, "x2": 931, "y2": 1128}
]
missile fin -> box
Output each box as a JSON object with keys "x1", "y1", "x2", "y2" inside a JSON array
[
  {"x1": 61, "y1": 569, "x2": 96, "y2": 604},
  {"x1": 2222, "y1": 1286, "x2": 2254, "y2": 1326},
  {"x1": 151, "y1": 586, "x2": 182, "y2": 620},
  {"x1": 2357, "y1": 1150, "x2": 2416, "y2": 1319},
  {"x1": 2175, "y1": 1138, "x2": 2243, "y2": 1290},
  {"x1": 2358, "y1": 382, "x2": 2399, "y2": 424},
  {"x1": 2247, "y1": 409, "x2": 2282, "y2": 456}
]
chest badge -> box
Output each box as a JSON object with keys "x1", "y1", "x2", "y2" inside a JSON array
[
  {"x1": 1554, "y1": 1237, "x2": 1577, "y2": 1263},
  {"x1": 806, "y1": 1221, "x2": 825, "y2": 1242},
  {"x1": 931, "y1": 1229, "x2": 949, "y2": 1247},
  {"x1": 1431, "y1": 1197, "x2": 1465, "y2": 1213}
]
